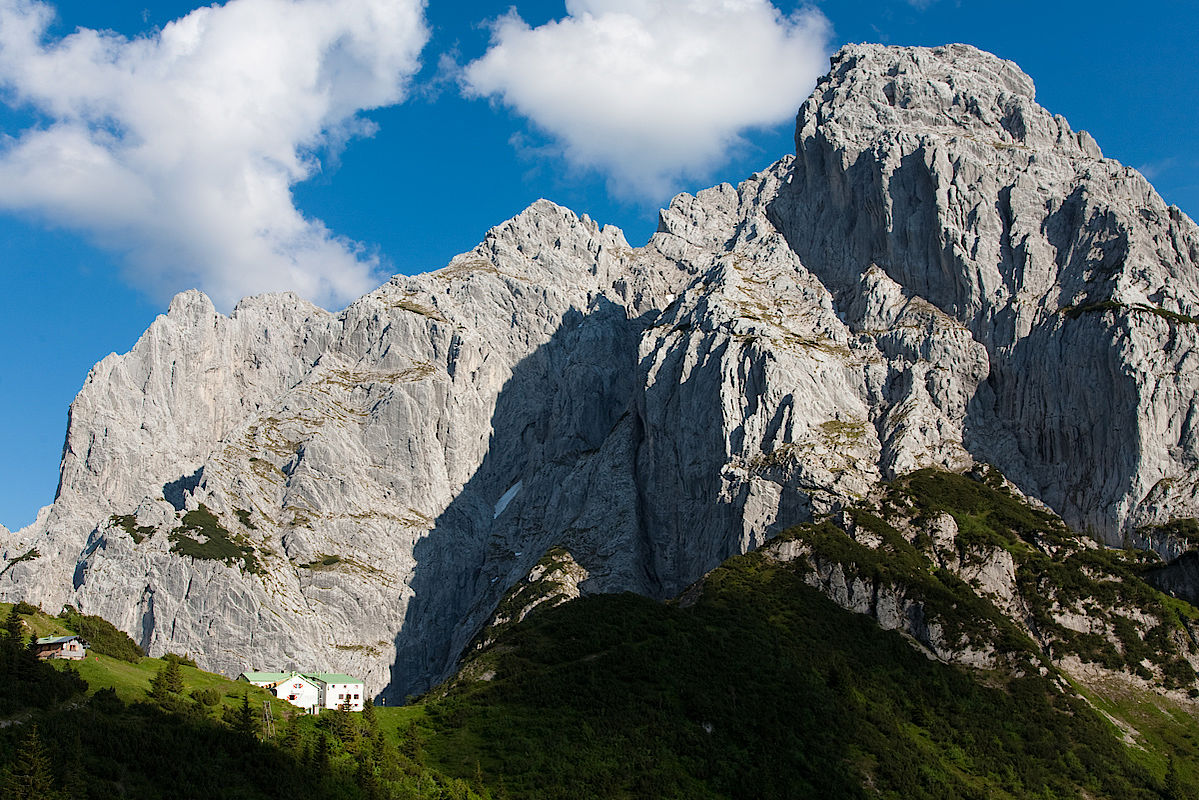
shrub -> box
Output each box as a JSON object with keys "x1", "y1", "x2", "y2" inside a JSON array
[
  {"x1": 190, "y1": 687, "x2": 222, "y2": 707},
  {"x1": 164, "y1": 652, "x2": 198, "y2": 668}
]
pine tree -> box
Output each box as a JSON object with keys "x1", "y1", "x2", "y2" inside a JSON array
[
  {"x1": 3, "y1": 607, "x2": 23, "y2": 641},
  {"x1": 2, "y1": 724, "x2": 59, "y2": 800},
  {"x1": 14, "y1": 631, "x2": 41, "y2": 681},
  {"x1": 315, "y1": 732, "x2": 331, "y2": 772},
  {"x1": 163, "y1": 657, "x2": 184, "y2": 694},
  {"x1": 399, "y1": 719, "x2": 423, "y2": 762},
  {"x1": 149, "y1": 664, "x2": 171, "y2": 703},
  {"x1": 1, "y1": 607, "x2": 24, "y2": 673},
  {"x1": 329, "y1": 706, "x2": 358, "y2": 748},
  {"x1": 281, "y1": 711, "x2": 302, "y2": 752},
  {"x1": 234, "y1": 693, "x2": 260, "y2": 739},
  {"x1": 361, "y1": 696, "x2": 378, "y2": 729}
]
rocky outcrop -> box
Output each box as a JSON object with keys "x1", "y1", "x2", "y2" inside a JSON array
[
  {"x1": 3, "y1": 43, "x2": 1199, "y2": 698},
  {"x1": 469, "y1": 547, "x2": 590, "y2": 653},
  {"x1": 762, "y1": 471, "x2": 1199, "y2": 697},
  {"x1": 1145, "y1": 552, "x2": 1199, "y2": 607}
]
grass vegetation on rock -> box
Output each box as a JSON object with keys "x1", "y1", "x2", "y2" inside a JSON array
[
  {"x1": 110, "y1": 514, "x2": 155, "y2": 544},
  {"x1": 0, "y1": 547, "x2": 40, "y2": 579},
  {"x1": 408, "y1": 468, "x2": 1199, "y2": 798},
  {"x1": 57, "y1": 607, "x2": 146, "y2": 663},
  {"x1": 3, "y1": 469, "x2": 1198, "y2": 799},
  {"x1": 168, "y1": 504, "x2": 262, "y2": 574}
]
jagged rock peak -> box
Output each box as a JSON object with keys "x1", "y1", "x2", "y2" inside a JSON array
[
  {"x1": 232, "y1": 291, "x2": 328, "y2": 317},
  {"x1": 165, "y1": 288, "x2": 217, "y2": 320},
  {"x1": 804, "y1": 43, "x2": 1102, "y2": 159},
  {"x1": 776, "y1": 41, "x2": 1199, "y2": 542}
]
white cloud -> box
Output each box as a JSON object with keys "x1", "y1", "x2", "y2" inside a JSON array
[
  {"x1": 462, "y1": 0, "x2": 831, "y2": 198},
  {"x1": 0, "y1": 0, "x2": 428, "y2": 310}
]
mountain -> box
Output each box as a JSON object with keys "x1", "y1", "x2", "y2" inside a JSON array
[{"x1": 2, "y1": 43, "x2": 1199, "y2": 704}]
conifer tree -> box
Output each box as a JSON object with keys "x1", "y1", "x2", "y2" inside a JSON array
[
  {"x1": 3, "y1": 607, "x2": 23, "y2": 641},
  {"x1": 329, "y1": 706, "x2": 357, "y2": 748},
  {"x1": 315, "y1": 732, "x2": 331, "y2": 772},
  {"x1": 281, "y1": 711, "x2": 302, "y2": 752},
  {"x1": 234, "y1": 692, "x2": 260, "y2": 739},
  {"x1": 1, "y1": 607, "x2": 24, "y2": 673},
  {"x1": 149, "y1": 664, "x2": 171, "y2": 703},
  {"x1": 163, "y1": 656, "x2": 184, "y2": 694},
  {"x1": 361, "y1": 696, "x2": 378, "y2": 729},
  {"x1": 2, "y1": 724, "x2": 59, "y2": 800}
]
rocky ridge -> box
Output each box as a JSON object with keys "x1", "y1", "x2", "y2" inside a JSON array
[{"x1": 2, "y1": 43, "x2": 1199, "y2": 698}]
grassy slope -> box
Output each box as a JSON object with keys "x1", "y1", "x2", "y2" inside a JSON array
[
  {"x1": 4, "y1": 469, "x2": 1199, "y2": 799},
  {"x1": 404, "y1": 470, "x2": 1199, "y2": 800},
  {"x1": 415, "y1": 560, "x2": 1174, "y2": 799},
  {"x1": 0, "y1": 603, "x2": 490, "y2": 799},
  {"x1": 2, "y1": 602, "x2": 285, "y2": 715}
]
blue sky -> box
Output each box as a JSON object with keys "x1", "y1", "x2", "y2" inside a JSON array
[{"x1": 1, "y1": 0, "x2": 1196, "y2": 529}]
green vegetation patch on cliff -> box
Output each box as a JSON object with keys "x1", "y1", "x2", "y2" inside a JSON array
[
  {"x1": 895, "y1": 466, "x2": 1069, "y2": 554},
  {"x1": 919, "y1": 471, "x2": 1199, "y2": 683},
  {"x1": 169, "y1": 504, "x2": 261, "y2": 574},
  {"x1": 889, "y1": 470, "x2": 1199, "y2": 687},
  {"x1": 0, "y1": 547, "x2": 40, "y2": 579},
  {"x1": 234, "y1": 507, "x2": 258, "y2": 530},
  {"x1": 1141, "y1": 517, "x2": 1199, "y2": 548},
  {"x1": 299, "y1": 554, "x2": 343, "y2": 570},
  {"x1": 57, "y1": 607, "x2": 145, "y2": 664},
  {"x1": 1063, "y1": 300, "x2": 1199, "y2": 326},
  {"x1": 470, "y1": 546, "x2": 584, "y2": 650},
  {"x1": 782, "y1": 511, "x2": 1036, "y2": 658},
  {"x1": 110, "y1": 514, "x2": 156, "y2": 544}
]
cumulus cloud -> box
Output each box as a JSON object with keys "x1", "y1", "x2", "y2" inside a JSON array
[
  {"x1": 462, "y1": 0, "x2": 831, "y2": 197},
  {"x1": 0, "y1": 0, "x2": 428, "y2": 310}
]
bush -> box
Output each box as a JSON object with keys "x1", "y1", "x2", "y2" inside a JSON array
[
  {"x1": 190, "y1": 687, "x2": 222, "y2": 707},
  {"x1": 164, "y1": 652, "x2": 197, "y2": 668},
  {"x1": 13, "y1": 601, "x2": 39, "y2": 616}
]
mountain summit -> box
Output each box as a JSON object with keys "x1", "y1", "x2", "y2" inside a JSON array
[{"x1": 3, "y1": 44, "x2": 1198, "y2": 699}]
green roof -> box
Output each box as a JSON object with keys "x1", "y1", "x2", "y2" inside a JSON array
[
  {"x1": 36, "y1": 635, "x2": 82, "y2": 645},
  {"x1": 239, "y1": 671, "x2": 363, "y2": 686},
  {"x1": 305, "y1": 673, "x2": 363, "y2": 684},
  {"x1": 238, "y1": 671, "x2": 294, "y2": 683}
]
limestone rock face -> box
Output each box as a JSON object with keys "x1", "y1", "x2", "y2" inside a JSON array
[
  {"x1": 3, "y1": 43, "x2": 1199, "y2": 697},
  {"x1": 771, "y1": 43, "x2": 1199, "y2": 541}
]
